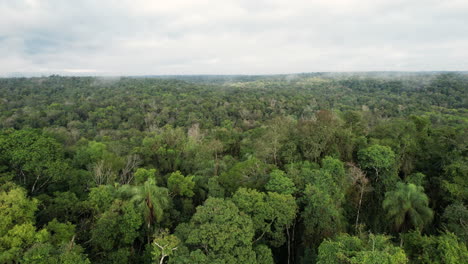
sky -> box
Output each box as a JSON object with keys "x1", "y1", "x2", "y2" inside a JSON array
[{"x1": 1, "y1": 0, "x2": 467, "y2": 76}]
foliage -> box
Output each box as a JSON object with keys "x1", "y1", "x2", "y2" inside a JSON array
[
  {"x1": 232, "y1": 188, "x2": 297, "y2": 247},
  {"x1": 402, "y1": 231, "x2": 468, "y2": 263},
  {"x1": 317, "y1": 233, "x2": 408, "y2": 264},
  {"x1": 383, "y1": 182, "x2": 433, "y2": 232},
  {"x1": 175, "y1": 197, "x2": 257, "y2": 263},
  {"x1": 0, "y1": 73, "x2": 466, "y2": 263},
  {"x1": 167, "y1": 171, "x2": 195, "y2": 197},
  {"x1": 265, "y1": 169, "x2": 296, "y2": 195}
]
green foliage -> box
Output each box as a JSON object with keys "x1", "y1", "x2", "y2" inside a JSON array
[
  {"x1": 442, "y1": 203, "x2": 468, "y2": 243},
  {"x1": 317, "y1": 233, "x2": 408, "y2": 264},
  {"x1": 118, "y1": 178, "x2": 170, "y2": 230},
  {"x1": 441, "y1": 158, "x2": 468, "y2": 203},
  {"x1": 152, "y1": 229, "x2": 180, "y2": 264},
  {"x1": 232, "y1": 188, "x2": 297, "y2": 247},
  {"x1": 402, "y1": 231, "x2": 468, "y2": 263},
  {"x1": 22, "y1": 242, "x2": 91, "y2": 264},
  {"x1": 86, "y1": 184, "x2": 116, "y2": 214},
  {"x1": 134, "y1": 168, "x2": 157, "y2": 184},
  {"x1": 0, "y1": 187, "x2": 50, "y2": 262},
  {"x1": 383, "y1": 182, "x2": 433, "y2": 232},
  {"x1": 0, "y1": 129, "x2": 68, "y2": 193},
  {"x1": 254, "y1": 244, "x2": 274, "y2": 264},
  {"x1": 45, "y1": 219, "x2": 76, "y2": 246},
  {"x1": 302, "y1": 184, "x2": 345, "y2": 247},
  {"x1": 168, "y1": 171, "x2": 195, "y2": 197},
  {"x1": 176, "y1": 197, "x2": 257, "y2": 263},
  {"x1": 0, "y1": 187, "x2": 38, "y2": 236},
  {"x1": 219, "y1": 157, "x2": 271, "y2": 194},
  {"x1": 358, "y1": 144, "x2": 396, "y2": 175},
  {"x1": 90, "y1": 199, "x2": 142, "y2": 263},
  {"x1": 140, "y1": 126, "x2": 188, "y2": 173},
  {"x1": 405, "y1": 172, "x2": 427, "y2": 187},
  {"x1": 265, "y1": 169, "x2": 296, "y2": 195},
  {"x1": 37, "y1": 191, "x2": 81, "y2": 224},
  {"x1": 0, "y1": 74, "x2": 466, "y2": 263},
  {"x1": 207, "y1": 176, "x2": 225, "y2": 198}
]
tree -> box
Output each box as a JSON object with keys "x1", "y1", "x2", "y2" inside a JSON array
[
  {"x1": 36, "y1": 191, "x2": 81, "y2": 224},
  {"x1": 302, "y1": 184, "x2": 345, "y2": 247},
  {"x1": 86, "y1": 185, "x2": 116, "y2": 214},
  {"x1": 22, "y1": 219, "x2": 90, "y2": 264},
  {"x1": 441, "y1": 158, "x2": 468, "y2": 203},
  {"x1": 320, "y1": 156, "x2": 349, "y2": 201},
  {"x1": 254, "y1": 244, "x2": 274, "y2": 264},
  {"x1": 442, "y1": 203, "x2": 468, "y2": 243},
  {"x1": 90, "y1": 199, "x2": 142, "y2": 263},
  {"x1": 254, "y1": 116, "x2": 294, "y2": 165},
  {"x1": 174, "y1": 198, "x2": 257, "y2": 264},
  {"x1": 0, "y1": 187, "x2": 38, "y2": 236},
  {"x1": 358, "y1": 144, "x2": 399, "y2": 231},
  {"x1": 152, "y1": 229, "x2": 180, "y2": 264},
  {"x1": 402, "y1": 231, "x2": 468, "y2": 264},
  {"x1": 358, "y1": 144, "x2": 396, "y2": 180},
  {"x1": 296, "y1": 116, "x2": 336, "y2": 163},
  {"x1": 232, "y1": 188, "x2": 297, "y2": 247},
  {"x1": 219, "y1": 157, "x2": 271, "y2": 194},
  {"x1": 0, "y1": 186, "x2": 47, "y2": 262},
  {"x1": 119, "y1": 178, "x2": 170, "y2": 231},
  {"x1": 347, "y1": 163, "x2": 372, "y2": 231},
  {"x1": 134, "y1": 168, "x2": 157, "y2": 185},
  {"x1": 317, "y1": 233, "x2": 408, "y2": 264},
  {"x1": 383, "y1": 182, "x2": 433, "y2": 232},
  {"x1": 0, "y1": 129, "x2": 68, "y2": 194},
  {"x1": 140, "y1": 126, "x2": 188, "y2": 173},
  {"x1": 265, "y1": 169, "x2": 296, "y2": 195},
  {"x1": 74, "y1": 140, "x2": 123, "y2": 186},
  {"x1": 167, "y1": 171, "x2": 195, "y2": 197}
]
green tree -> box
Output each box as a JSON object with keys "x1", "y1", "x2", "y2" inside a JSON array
[
  {"x1": 134, "y1": 168, "x2": 157, "y2": 185},
  {"x1": 0, "y1": 187, "x2": 47, "y2": 262},
  {"x1": 167, "y1": 171, "x2": 195, "y2": 197},
  {"x1": 265, "y1": 169, "x2": 296, "y2": 195},
  {"x1": 317, "y1": 233, "x2": 408, "y2": 264},
  {"x1": 152, "y1": 229, "x2": 180, "y2": 264},
  {"x1": 302, "y1": 184, "x2": 345, "y2": 247},
  {"x1": 402, "y1": 231, "x2": 468, "y2": 264},
  {"x1": 119, "y1": 178, "x2": 170, "y2": 231},
  {"x1": 383, "y1": 182, "x2": 433, "y2": 232},
  {"x1": 442, "y1": 203, "x2": 468, "y2": 243},
  {"x1": 90, "y1": 199, "x2": 142, "y2": 263},
  {"x1": 174, "y1": 198, "x2": 257, "y2": 264},
  {"x1": 232, "y1": 188, "x2": 297, "y2": 247},
  {"x1": 219, "y1": 157, "x2": 271, "y2": 194},
  {"x1": 358, "y1": 144, "x2": 396, "y2": 180},
  {"x1": 0, "y1": 129, "x2": 68, "y2": 193},
  {"x1": 22, "y1": 219, "x2": 90, "y2": 264}
]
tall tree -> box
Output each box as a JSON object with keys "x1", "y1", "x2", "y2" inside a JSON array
[
  {"x1": 119, "y1": 178, "x2": 170, "y2": 231},
  {"x1": 173, "y1": 198, "x2": 258, "y2": 264},
  {"x1": 383, "y1": 182, "x2": 433, "y2": 232},
  {"x1": 0, "y1": 129, "x2": 68, "y2": 194}
]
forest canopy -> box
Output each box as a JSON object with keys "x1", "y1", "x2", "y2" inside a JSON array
[{"x1": 0, "y1": 72, "x2": 467, "y2": 263}]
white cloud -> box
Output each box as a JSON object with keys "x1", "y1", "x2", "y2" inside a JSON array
[{"x1": 0, "y1": 0, "x2": 467, "y2": 76}]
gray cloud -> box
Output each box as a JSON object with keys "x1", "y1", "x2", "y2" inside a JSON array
[{"x1": 0, "y1": 0, "x2": 467, "y2": 76}]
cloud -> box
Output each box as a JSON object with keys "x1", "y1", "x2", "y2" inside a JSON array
[{"x1": 0, "y1": 0, "x2": 467, "y2": 76}]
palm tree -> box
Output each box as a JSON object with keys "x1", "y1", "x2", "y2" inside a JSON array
[
  {"x1": 383, "y1": 182, "x2": 433, "y2": 232},
  {"x1": 119, "y1": 178, "x2": 170, "y2": 232}
]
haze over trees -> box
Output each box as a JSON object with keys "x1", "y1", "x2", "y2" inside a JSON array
[{"x1": 0, "y1": 72, "x2": 467, "y2": 263}]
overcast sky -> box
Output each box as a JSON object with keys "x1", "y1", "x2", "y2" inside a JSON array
[{"x1": 1, "y1": 0, "x2": 467, "y2": 76}]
